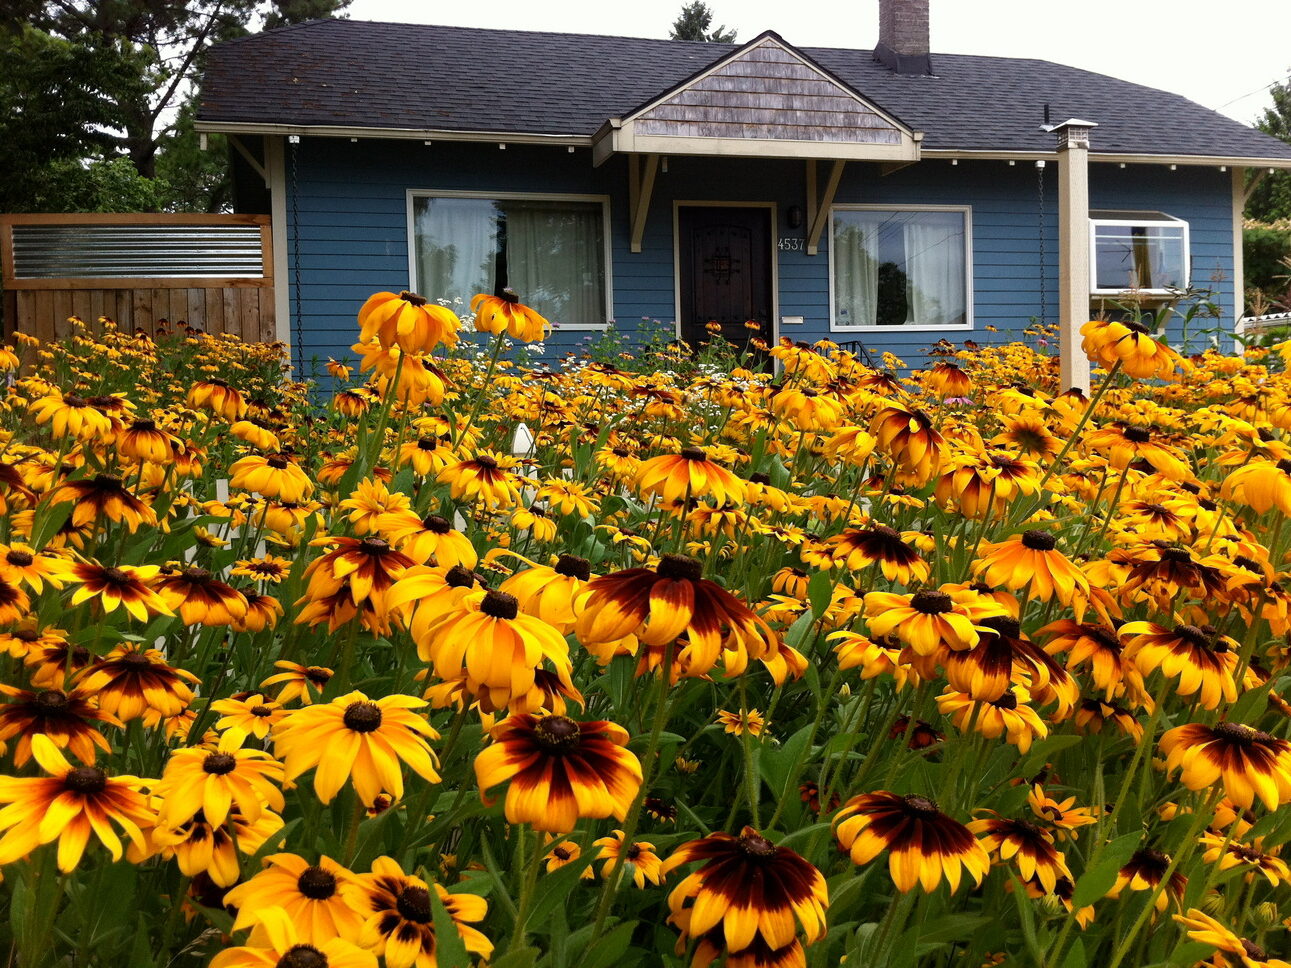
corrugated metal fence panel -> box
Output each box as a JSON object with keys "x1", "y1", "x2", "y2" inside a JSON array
[{"x1": 11, "y1": 224, "x2": 265, "y2": 279}]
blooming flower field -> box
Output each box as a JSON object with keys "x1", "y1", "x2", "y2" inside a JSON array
[{"x1": 0, "y1": 293, "x2": 1288, "y2": 968}]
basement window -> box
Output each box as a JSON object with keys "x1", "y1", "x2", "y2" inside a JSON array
[{"x1": 1090, "y1": 211, "x2": 1189, "y2": 294}]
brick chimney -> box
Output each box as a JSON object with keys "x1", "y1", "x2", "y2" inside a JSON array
[{"x1": 875, "y1": 0, "x2": 932, "y2": 75}]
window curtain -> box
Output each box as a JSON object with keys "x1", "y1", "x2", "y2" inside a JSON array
[
  {"x1": 413, "y1": 197, "x2": 498, "y2": 307},
  {"x1": 504, "y1": 201, "x2": 605, "y2": 325},
  {"x1": 833, "y1": 217, "x2": 878, "y2": 328},
  {"x1": 904, "y1": 214, "x2": 965, "y2": 327}
]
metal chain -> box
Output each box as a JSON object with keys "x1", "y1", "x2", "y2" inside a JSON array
[
  {"x1": 1037, "y1": 160, "x2": 1047, "y2": 325},
  {"x1": 290, "y1": 137, "x2": 305, "y2": 377}
]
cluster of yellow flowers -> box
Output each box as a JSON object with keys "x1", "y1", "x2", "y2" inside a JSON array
[{"x1": 0, "y1": 295, "x2": 1288, "y2": 968}]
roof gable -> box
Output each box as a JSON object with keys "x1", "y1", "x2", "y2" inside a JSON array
[{"x1": 596, "y1": 32, "x2": 920, "y2": 164}]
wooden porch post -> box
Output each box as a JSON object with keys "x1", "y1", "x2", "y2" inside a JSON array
[{"x1": 1053, "y1": 119, "x2": 1096, "y2": 393}]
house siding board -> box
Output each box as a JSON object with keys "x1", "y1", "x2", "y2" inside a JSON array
[{"x1": 285, "y1": 140, "x2": 1233, "y2": 368}]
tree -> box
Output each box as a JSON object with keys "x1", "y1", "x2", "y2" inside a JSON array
[
  {"x1": 670, "y1": 2, "x2": 736, "y2": 43},
  {"x1": 1247, "y1": 72, "x2": 1291, "y2": 224},
  {"x1": 0, "y1": 1, "x2": 350, "y2": 212}
]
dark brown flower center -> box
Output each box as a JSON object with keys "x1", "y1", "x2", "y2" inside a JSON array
[
  {"x1": 910, "y1": 590, "x2": 952, "y2": 614},
  {"x1": 395, "y1": 885, "x2": 432, "y2": 923},
  {"x1": 65, "y1": 766, "x2": 107, "y2": 794},
  {"x1": 554, "y1": 555, "x2": 591, "y2": 581},
  {"x1": 64, "y1": 394, "x2": 89, "y2": 408},
  {"x1": 35, "y1": 690, "x2": 70, "y2": 710},
  {"x1": 6, "y1": 550, "x2": 33, "y2": 567},
  {"x1": 203, "y1": 753, "x2": 238, "y2": 775},
  {"x1": 423, "y1": 515, "x2": 451, "y2": 534},
  {"x1": 250, "y1": 705, "x2": 273, "y2": 717},
  {"x1": 613, "y1": 447, "x2": 631, "y2": 458},
  {"x1": 533, "y1": 716, "x2": 581, "y2": 752},
  {"x1": 1161, "y1": 547, "x2": 1192, "y2": 563},
  {"x1": 118, "y1": 651, "x2": 151, "y2": 666},
  {"x1": 1213, "y1": 722, "x2": 1256, "y2": 744},
  {"x1": 266, "y1": 455, "x2": 290, "y2": 469},
  {"x1": 738, "y1": 829, "x2": 777, "y2": 857},
  {"x1": 305, "y1": 667, "x2": 333, "y2": 686},
  {"x1": 473, "y1": 455, "x2": 499, "y2": 470},
  {"x1": 980, "y1": 616, "x2": 1022, "y2": 638},
  {"x1": 480, "y1": 589, "x2": 519, "y2": 620},
  {"x1": 903, "y1": 795, "x2": 939, "y2": 816},
  {"x1": 14, "y1": 629, "x2": 39, "y2": 642},
  {"x1": 444, "y1": 565, "x2": 476, "y2": 589},
  {"x1": 1175, "y1": 624, "x2": 1214, "y2": 649},
  {"x1": 656, "y1": 554, "x2": 703, "y2": 582},
  {"x1": 342, "y1": 701, "x2": 383, "y2": 733},
  {"x1": 417, "y1": 436, "x2": 439, "y2": 450},
  {"x1": 1278, "y1": 459, "x2": 1291, "y2": 475},
  {"x1": 994, "y1": 690, "x2": 1019, "y2": 710},
  {"x1": 679, "y1": 446, "x2": 707, "y2": 461},
  {"x1": 500, "y1": 288, "x2": 520, "y2": 304},
  {"x1": 358, "y1": 537, "x2": 389, "y2": 554},
  {"x1": 1021, "y1": 530, "x2": 1057, "y2": 551},
  {"x1": 1123, "y1": 426, "x2": 1151, "y2": 443},
  {"x1": 183, "y1": 566, "x2": 212, "y2": 582},
  {"x1": 276, "y1": 945, "x2": 328, "y2": 968},
  {"x1": 1242, "y1": 940, "x2": 1268, "y2": 961},
  {"x1": 296, "y1": 865, "x2": 338, "y2": 899},
  {"x1": 399, "y1": 291, "x2": 428, "y2": 307}
]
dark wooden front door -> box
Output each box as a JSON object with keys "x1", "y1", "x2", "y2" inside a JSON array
[{"x1": 678, "y1": 206, "x2": 772, "y2": 350}]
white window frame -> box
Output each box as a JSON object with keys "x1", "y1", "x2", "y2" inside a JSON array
[
  {"x1": 828, "y1": 203, "x2": 974, "y2": 333},
  {"x1": 405, "y1": 189, "x2": 614, "y2": 331},
  {"x1": 1089, "y1": 212, "x2": 1190, "y2": 296}
]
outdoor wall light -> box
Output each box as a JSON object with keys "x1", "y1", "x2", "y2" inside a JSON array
[{"x1": 786, "y1": 206, "x2": 804, "y2": 228}]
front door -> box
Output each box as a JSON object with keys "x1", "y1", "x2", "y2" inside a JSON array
[{"x1": 677, "y1": 206, "x2": 772, "y2": 352}]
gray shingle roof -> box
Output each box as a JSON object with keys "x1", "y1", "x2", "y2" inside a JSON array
[{"x1": 196, "y1": 20, "x2": 1291, "y2": 160}]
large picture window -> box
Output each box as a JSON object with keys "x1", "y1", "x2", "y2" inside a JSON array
[
  {"x1": 409, "y1": 192, "x2": 610, "y2": 329},
  {"x1": 831, "y1": 207, "x2": 970, "y2": 330},
  {"x1": 1090, "y1": 211, "x2": 1189, "y2": 294}
]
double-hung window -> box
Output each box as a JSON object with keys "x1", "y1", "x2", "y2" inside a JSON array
[
  {"x1": 409, "y1": 192, "x2": 611, "y2": 329},
  {"x1": 1090, "y1": 211, "x2": 1189, "y2": 294},
  {"x1": 830, "y1": 206, "x2": 971, "y2": 330}
]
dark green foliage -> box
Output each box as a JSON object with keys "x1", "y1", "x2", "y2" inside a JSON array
[
  {"x1": 669, "y1": 2, "x2": 736, "y2": 43},
  {"x1": 1246, "y1": 71, "x2": 1291, "y2": 223}
]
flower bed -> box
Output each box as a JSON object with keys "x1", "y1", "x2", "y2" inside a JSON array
[{"x1": 0, "y1": 300, "x2": 1287, "y2": 968}]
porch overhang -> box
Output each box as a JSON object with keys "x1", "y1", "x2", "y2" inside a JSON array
[{"x1": 591, "y1": 31, "x2": 923, "y2": 168}]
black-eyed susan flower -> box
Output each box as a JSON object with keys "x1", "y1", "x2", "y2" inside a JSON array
[
  {"x1": 472, "y1": 289, "x2": 547, "y2": 343},
  {"x1": 1121, "y1": 621, "x2": 1240, "y2": 710},
  {"x1": 187, "y1": 379, "x2": 248, "y2": 421},
  {"x1": 474, "y1": 713, "x2": 642, "y2": 833},
  {"x1": 1107, "y1": 848, "x2": 1186, "y2": 911},
  {"x1": 437, "y1": 451, "x2": 524, "y2": 509},
  {"x1": 545, "y1": 840, "x2": 582, "y2": 872},
  {"x1": 498, "y1": 554, "x2": 593, "y2": 633},
  {"x1": 378, "y1": 511, "x2": 478, "y2": 569},
  {"x1": 154, "y1": 732, "x2": 286, "y2": 827},
  {"x1": 0, "y1": 543, "x2": 69, "y2": 594},
  {"x1": 260, "y1": 660, "x2": 333, "y2": 706},
  {"x1": 154, "y1": 565, "x2": 248, "y2": 626},
  {"x1": 636, "y1": 446, "x2": 746, "y2": 507},
  {"x1": 296, "y1": 536, "x2": 414, "y2": 631},
  {"x1": 863, "y1": 587, "x2": 999, "y2": 656},
  {"x1": 344, "y1": 855, "x2": 492, "y2": 968},
  {"x1": 229, "y1": 452, "x2": 314, "y2": 502},
  {"x1": 1160, "y1": 722, "x2": 1291, "y2": 810},
  {"x1": 1221, "y1": 459, "x2": 1291, "y2": 516},
  {"x1": 870, "y1": 403, "x2": 946, "y2": 484},
  {"x1": 74, "y1": 644, "x2": 199, "y2": 722},
  {"x1": 1173, "y1": 909, "x2": 1291, "y2": 968},
  {"x1": 67, "y1": 562, "x2": 172, "y2": 622},
  {"x1": 967, "y1": 815, "x2": 1072, "y2": 893},
  {"x1": 46, "y1": 474, "x2": 157, "y2": 532},
  {"x1": 224, "y1": 853, "x2": 364, "y2": 945},
  {"x1": 415, "y1": 588, "x2": 572, "y2": 713},
  {"x1": 575, "y1": 554, "x2": 775, "y2": 677},
  {"x1": 826, "y1": 525, "x2": 930, "y2": 585},
  {"x1": 273, "y1": 691, "x2": 440, "y2": 806},
  {"x1": 145, "y1": 805, "x2": 284, "y2": 888},
  {"x1": 209, "y1": 906, "x2": 376, "y2": 968},
  {"x1": 937, "y1": 686, "x2": 1049, "y2": 752},
  {"x1": 1027, "y1": 785, "x2": 1098, "y2": 840},
  {"x1": 592, "y1": 829, "x2": 663, "y2": 888},
  {"x1": 359, "y1": 290, "x2": 460, "y2": 353},
  {"x1": 210, "y1": 693, "x2": 285, "y2": 743},
  {"x1": 0, "y1": 576, "x2": 29, "y2": 626},
  {"x1": 834, "y1": 792, "x2": 990, "y2": 893},
  {"x1": 663, "y1": 827, "x2": 827, "y2": 966},
  {"x1": 29, "y1": 389, "x2": 115, "y2": 441},
  {"x1": 0, "y1": 682, "x2": 119, "y2": 767},
  {"x1": 231, "y1": 554, "x2": 294, "y2": 584},
  {"x1": 0, "y1": 734, "x2": 155, "y2": 871},
  {"x1": 973, "y1": 530, "x2": 1091, "y2": 609},
  {"x1": 1080, "y1": 318, "x2": 1183, "y2": 379}
]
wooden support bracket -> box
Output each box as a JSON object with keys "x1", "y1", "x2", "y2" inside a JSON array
[
  {"x1": 629, "y1": 153, "x2": 659, "y2": 253},
  {"x1": 806, "y1": 159, "x2": 845, "y2": 256},
  {"x1": 1244, "y1": 167, "x2": 1270, "y2": 206},
  {"x1": 230, "y1": 135, "x2": 269, "y2": 187}
]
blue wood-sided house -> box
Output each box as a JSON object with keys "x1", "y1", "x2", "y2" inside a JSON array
[{"x1": 194, "y1": 1, "x2": 1291, "y2": 379}]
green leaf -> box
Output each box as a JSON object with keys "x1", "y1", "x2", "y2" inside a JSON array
[
  {"x1": 1072, "y1": 831, "x2": 1142, "y2": 907},
  {"x1": 1060, "y1": 938, "x2": 1086, "y2": 968},
  {"x1": 492, "y1": 948, "x2": 540, "y2": 968},
  {"x1": 1017, "y1": 733, "x2": 1085, "y2": 778},
  {"x1": 786, "y1": 611, "x2": 816, "y2": 650},
  {"x1": 761, "y1": 723, "x2": 816, "y2": 797},
  {"x1": 808, "y1": 570, "x2": 834, "y2": 619},
  {"x1": 1227, "y1": 680, "x2": 1276, "y2": 726},
  {"x1": 429, "y1": 879, "x2": 469, "y2": 966},
  {"x1": 575, "y1": 921, "x2": 637, "y2": 968},
  {"x1": 910, "y1": 914, "x2": 990, "y2": 945}
]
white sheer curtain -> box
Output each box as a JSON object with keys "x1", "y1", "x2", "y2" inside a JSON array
[
  {"x1": 904, "y1": 213, "x2": 966, "y2": 327},
  {"x1": 503, "y1": 200, "x2": 604, "y2": 325},
  {"x1": 413, "y1": 197, "x2": 498, "y2": 306},
  {"x1": 833, "y1": 215, "x2": 878, "y2": 328}
]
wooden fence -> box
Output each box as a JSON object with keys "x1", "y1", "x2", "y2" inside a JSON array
[{"x1": 0, "y1": 213, "x2": 276, "y2": 343}]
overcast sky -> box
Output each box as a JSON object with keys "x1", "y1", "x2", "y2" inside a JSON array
[{"x1": 344, "y1": 0, "x2": 1290, "y2": 126}]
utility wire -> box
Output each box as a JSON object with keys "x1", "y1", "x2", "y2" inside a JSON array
[{"x1": 1213, "y1": 71, "x2": 1291, "y2": 111}]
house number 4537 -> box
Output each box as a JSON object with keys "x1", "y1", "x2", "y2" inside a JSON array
[{"x1": 778, "y1": 237, "x2": 805, "y2": 251}]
